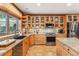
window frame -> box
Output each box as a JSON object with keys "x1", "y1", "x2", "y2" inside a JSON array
[
  {"x1": 0, "y1": 10, "x2": 20, "y2": 36},
  {"x1": 0, "y1": 11, "x2": 8, "y2": 34}
]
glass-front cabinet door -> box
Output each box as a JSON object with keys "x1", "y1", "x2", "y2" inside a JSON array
[{"x1": 67, "y1": 15, "x2": 79, "y2": 37}]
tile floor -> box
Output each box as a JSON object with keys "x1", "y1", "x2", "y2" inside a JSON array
[{"x1": 26, "y1": 45, "x2": 56, "y2": 56}]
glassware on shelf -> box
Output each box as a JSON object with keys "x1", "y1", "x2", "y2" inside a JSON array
[
  {"x1": 60, "y1": 17, "x2": 63, "y2": 23},
  {"x1": 46, "y1": 16, "x2": 49, "y2": 22},
  {"x1": 73, "y1": 16, "x2": 77, "y2": 21},
  {"x1": 68, "y1": 16, "x2": 72, "y2": 22},
  {"x1": 54, "y1": 17, "x2": 59, "y2": 23},
  {"x1": 50, "y1": 16, "x2": 53, "y2": 22}
]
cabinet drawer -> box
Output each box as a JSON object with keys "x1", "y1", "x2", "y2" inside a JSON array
[
  {"x1": 62, "y1": 45, "x2": 69, "y2": 51},
  {"x1": 69, "y1": 49, "x2": 79, "y2": 56},
  {"x1": 62, "y1": 48, "x2": 70, "y2": 56}
]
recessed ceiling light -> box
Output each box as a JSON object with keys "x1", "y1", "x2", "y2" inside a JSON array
[
  {"x1": 67, "y1": 3, "x2": 72, "y2": 6},
  {"x1": 37, "y1": 3, "x2": 40, "y2": 6}
]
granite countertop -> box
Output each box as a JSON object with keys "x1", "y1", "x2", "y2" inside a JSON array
[
  {"x1": 0, "y1": 34, "x2": 33, "y2": 56},
  {"x1": 56, "y1": 38, "x2": 79, "y2": 54}
]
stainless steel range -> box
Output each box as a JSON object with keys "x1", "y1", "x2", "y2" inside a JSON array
[
  {"x1": 46, "y1": 33, "x2": 56, "y2": 46},
  {"x1": 45, "y1": 23, "x2": 56, "y2": 46}
]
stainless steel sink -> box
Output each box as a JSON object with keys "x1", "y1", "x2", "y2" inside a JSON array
[{"x1": 14, "y1": 36, "x2": 26, "y2": 39}]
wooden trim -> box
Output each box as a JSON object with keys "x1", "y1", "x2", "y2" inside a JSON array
[
  {"x1": 11, "y1": 3, "x2": 23, "y2": 15},
  {"x1": 24, "y1": 13, "x2": 79, "y2": 16},
  {"x1": 24, "y1": 14, "x2": 65, "y2": 16},
  {"x1": 0, "y1": 4, "x2": 22, "y2": 18}
]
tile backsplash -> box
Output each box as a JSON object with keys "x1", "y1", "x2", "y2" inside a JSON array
[{"x1": 28, "y1": 29, "x2": 58, "y2": 34}]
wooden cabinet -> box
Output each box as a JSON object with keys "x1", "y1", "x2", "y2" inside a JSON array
[
  {"x1": 12, "y1": 42, "x2": 23, "y2": 56},
  {"x1": 23, "y1": 37, "x2": 30, "y2": 56},
  {"x1": 69, "y1": 48, "x2": 79, "y2": 56},
  {"x1": 21, "y1": 16, "x2": 28, "y2": 31},
  {"x1": 66, "y1": 15, "x2": 79, "y2": 37},
  {"x1": 67, "y1": 15, "x2": 79, "y2": 22},
  {"x1": 21, "y1": 15, "x2": 66, "y2": 29},
  {"x1": 21, "y1": 15, "x2": 67, "y2": 38},
  {"x1": 61, "y1": 45, "x2": 70, "y2": 56},
  {"x1": 29, "y1": 35, "x2": 35, "y2": 46},
  {"x1": 31, "y1": 16, "x2": 35, "y2": 28},
  {"x1": 12, "y1": 37, "x2": 30, "y2": 56},
  {"x1": 56, "y1": 41, "x2": 63, "y2": 56},
  {"x1": 40, "y1": 16, "x2": 45, "y2": 28},
  {"x1": 35, "y1": 34, "x2": 46, "y2": 45},
  {"x1": 62, "y1": 48, "x2": 70, "y2": 56},
  {"x1": 2, "y1": 35, "x2": 35, "y2": 56},
  {"x1": 57, "y1": 41, "x2": 79, "y2": 56},
  {"x1": 3, "y1": 49, "x2": 12, "y2": 56},
  {"x1": 62, "y1": 45, "x2": 79, "y2": 56}
]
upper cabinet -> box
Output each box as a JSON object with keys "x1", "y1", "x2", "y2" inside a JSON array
[
  {"x1": 67, "y1": 15, "x2": 79, "y2": 22},
  {"x1": 21, "y1": 15, "x2": 67, "y2": 37},
  {"x1": 21, "y1": 15, "x2": 66, "y2": 29},
  {"x1": 40, "y1": 16, "x2": 45, "y2": 28}
]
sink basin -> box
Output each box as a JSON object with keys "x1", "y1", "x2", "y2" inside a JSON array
[
  {"x1": 0, "y1": 39, "x2": 15, "y2": 47},
  {"x1": 14, "y1": 36, "x2": 26, "y2": 39}
]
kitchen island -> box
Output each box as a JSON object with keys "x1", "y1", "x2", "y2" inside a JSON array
[{"x1": 56, "y1": 38, "x2": 79, "y2": 56}]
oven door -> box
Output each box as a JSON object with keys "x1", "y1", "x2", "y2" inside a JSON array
[
  {"x1": 46, "y1": 36, "x2": 56, "y2": 46},
  {"x1": 46, "y1": 37, "x2": 55, "y2": 42}
]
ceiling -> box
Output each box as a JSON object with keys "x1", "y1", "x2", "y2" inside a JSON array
[{"x1": 15, "y1": 3, "x2": 79, "y2": 14}]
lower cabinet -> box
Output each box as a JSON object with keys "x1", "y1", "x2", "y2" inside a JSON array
[
  {"x1": 57, "y1": 41, "x2": 79, "y2": 56},
  {"x1": 35, "y1": 34, "x2": 46, "y2": 44},
  {"x1": 3, "y1": 35, "x2": 35, "y2": 56},
  {"x1": 56, "y1": 41, "x2": 63, "y2": 56},
  {"x1": 3, "y1": 49, "x2": 12, "y2": 56},
  {"x1": 29, "y1": 34, "x2": 35, "y2": 46},
  {"x1": 12, "y1": 37, "x2": 30, "y2": 56},
  {"x1": 12, "y1": 42, "x2": 23, "y2": 56},
  {"x1": 69, "y1": 48, "x2": 79, "y2": 56},
  {"x1": 62, "y1": 48, "x2": 70, "y2": 56},
  {"x1": 23, "y1": 37, "x2": 30, "y2": 56}
]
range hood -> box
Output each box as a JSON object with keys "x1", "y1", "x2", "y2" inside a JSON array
[{"x1": 46, "y1": 23, "x2": 53, "y2": 28}]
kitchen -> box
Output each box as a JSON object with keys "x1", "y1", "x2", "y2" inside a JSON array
[{"x1": 0, "y1": 3, "x2": 79, "y2": 56}]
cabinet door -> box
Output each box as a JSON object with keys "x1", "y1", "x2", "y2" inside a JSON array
[
  {"x1": 67, "y1": 15, "x2": 72, "y2": 22},
  {"x1": 62, "y1": 48, "x2": 70, "y2": 56},
  {"x1": 56, "y1": 41, "x2": 63, "y2": 56},
  {"x1": 29, "y1": 35, "x2": 35, "y2": 46},
  {"x1": 23, "y1": 38, "x2": 30, "y2": 56},
  {"x1": 69, "y1": 48, "x2": 79, "y2": 56},
  {"x1": 25, "y1": 39, "x2": 30, "y2": 52},
  {"x1": 35, "y1": 34, "x2": 46, "y2": 44},
  {"x1": 23, "y1": 40, "x2": 26, "y2": 56},
  {"x1": 12, "y1": 43, "x2": 23, "y2": 56}
]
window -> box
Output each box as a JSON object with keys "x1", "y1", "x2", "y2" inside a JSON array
[
  {"x1": 9, "y1": 16, "x2": 20, "y2": 33},
  {"x1": 0, "y1": 11, "x2": 20, "y2": 35},
  {"x1": 9, "y1": 16, "x2": 16, "y2": 33},
  {"x1": 0, "y1": 11, "x2": 7, "y2": 34},
  {"x1": 16, "y1": 19, "x2": 20, "y2": 32}
]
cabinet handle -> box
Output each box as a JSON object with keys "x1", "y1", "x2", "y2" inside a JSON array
[{"x1": 67, "y1": 49, "x2": 69, "y2": 51}]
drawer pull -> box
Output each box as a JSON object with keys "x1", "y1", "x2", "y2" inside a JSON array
[{"x1": 67, "y1": 49, "x2": 69, "y2": 51}]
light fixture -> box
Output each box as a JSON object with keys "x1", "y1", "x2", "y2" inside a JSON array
[
  {"x1": 37, "y1": 3, "x2": 40, "y2": 6},
  {"x1": 67, "y1": 3, "x2": 72, "y2": 6}
]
